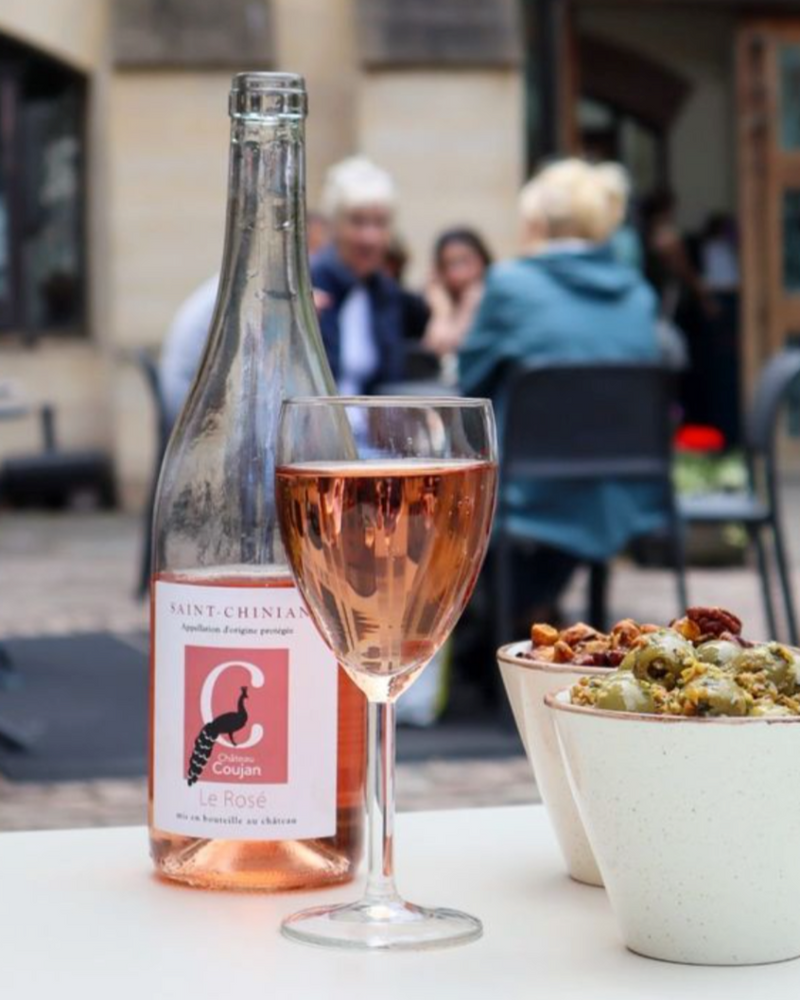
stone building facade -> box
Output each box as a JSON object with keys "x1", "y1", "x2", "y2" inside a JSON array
[
  {"x1": 3, "y1": 0, "x2": 800, "y2": 504},
  {"x1": 0, "y1": 0, "x2": 524, "y2": 506}
]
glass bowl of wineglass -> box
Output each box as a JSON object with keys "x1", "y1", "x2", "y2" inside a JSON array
[{"x1": 275, "y1": 396, "x2": 497, "y2": 951}]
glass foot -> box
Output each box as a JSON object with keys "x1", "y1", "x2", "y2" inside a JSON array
[{"x1": 281, "y1": 896, "x2": 483, "y2": 952}]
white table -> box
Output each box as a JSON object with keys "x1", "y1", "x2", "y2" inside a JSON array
[{"x1": 2, "y1": 805, "x2": 798, "y2": 998}]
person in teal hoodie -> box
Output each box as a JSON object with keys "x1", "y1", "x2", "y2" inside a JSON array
[{"x1": 459, "y1": 158, "x2": 665, "y2": 623}]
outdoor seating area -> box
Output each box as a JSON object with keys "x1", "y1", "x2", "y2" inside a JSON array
[
  {"x1": 3, "y1": 0, "x2": 800, "y2": 992},
  {"x1": 0, "y1": 488, "x2": 797, "y2": 831}
]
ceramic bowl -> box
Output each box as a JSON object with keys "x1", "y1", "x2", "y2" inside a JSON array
[
  {"x1": 497, "y1": 641, "x2": 608, "y2": 886},
  {"x1": 547, "y1": 688, "x2": 800, "y2": 966}
]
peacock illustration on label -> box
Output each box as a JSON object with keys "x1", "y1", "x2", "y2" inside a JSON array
[{"x1": 183, "y1": 645, "x2": 289, "y2": 786}]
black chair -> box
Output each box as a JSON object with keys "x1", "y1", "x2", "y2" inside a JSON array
[
  {"x1": 679, "y1": 349, "x2": 800, "y2": 645},
  {"x1": 0, "y1": 405, "x2": 116, "y2": 509},
  {"x1": 495, "y1": 362, "x2": 686, "y2": 643},
  {"x1": 135, "y1": 349, "x2": 173, "y2": 598}
]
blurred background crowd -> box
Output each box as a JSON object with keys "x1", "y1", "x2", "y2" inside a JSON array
[{"x1": 1, "y1": 0, "x2": 800, "y2": 822}]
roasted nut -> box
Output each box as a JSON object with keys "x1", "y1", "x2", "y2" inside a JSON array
[
  {"x1": 559, "y1": 622, "x2": 601, "y2": 647},
  {"x1": 686, "y1": 606, "x2": 743, "y2": 638},
  {"x1": 610, "y1": 618, "x2": 641, "y2": 647},
  {"x1": 524, "y1": 644, "x2": 555, "y2": 663},
  {"x1": 671, "y1": 616, "x2": 703, "y2": 642},
  {"x1": 553, "y1": 641, "x2": 574, "y2": 663},
  {"x1": 531, "y1": 623, "x2": 559, "y2": 646},
  {"x1": 576, "y1": 640, "x2": 611, "y2": 656}
]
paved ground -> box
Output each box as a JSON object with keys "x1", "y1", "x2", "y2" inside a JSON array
[{"x1": 1, "y1": 483, "x2": 799, "y2": 832}]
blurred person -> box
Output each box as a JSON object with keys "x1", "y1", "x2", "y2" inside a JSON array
[
  {"x1": 459, "y1": 157, "x2": 662, "y2": 625},
  {"x1": 700, "y1": 212, "x2": 742, "y2": 445},
  {"x1": 307, "y1": 210, "x2": 330, "y2": 256},
  {"x1": 311, "y1": 156, "x2": 407, "y2": 394},
  {"x1": 160, "y1": 181, "x2": 386, "y2": 423},
  {"x1": 160, "y1": 274, "x2": 218, "y2": 425},
  {"x1": 642, "y1": 190, "x2": 717, "y2": 320},
  {"x1": 160, "y1": 211, "x2": 329, "y2": 424},
  {"x1": 384, "y1": 234, "x2": 430, "y2": 343},
  {"x1": 597, "y1": 164, "x2": 686, "y2": 369},
  {"x1": 423, "y1": 228, "x2": 492, "y2": 358},
  {"x1": 701, "y1": 212, "x2": 739, "y2": 293},
  {"x1": 384, "y1": 234, "x2": 409, "y2": 284},
  {"x1": 596, "y1": 163, "x2": 643, "y2": 272},
  {"x1": 642, "y1": 190, "x2": 717, "y2": 426}
]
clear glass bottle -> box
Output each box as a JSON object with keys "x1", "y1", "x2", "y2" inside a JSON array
[{"x1": 149, "y1": 72, "x2": 366, "y2": 890}]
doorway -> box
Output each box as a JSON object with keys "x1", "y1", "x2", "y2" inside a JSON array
[
  {"x1": 551, "y1": 2, "x2": 800, "y2": 410},
  {"x1": 570, "y1": 3, "x2": 742, "y2": 442},
  {"x1": 738, "y1": 19, "x2": 800, "y2": 388}
]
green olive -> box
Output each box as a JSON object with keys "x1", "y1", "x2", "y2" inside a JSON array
[
  {"x1": 733, "y1": 643, "x2": 799, "y2": 695},
  {"x1": 621, "y1": 629, "x2": 695, "y2": 688},
  {"x1": 682, "y1": 668, "x2": 749, "y2": 717},
  {"x1": 594, "y1": 671, "x2": 656, "y2": 714},
  {"x1": 749, "y1": 699, "x2": 796, "y2": 718},
  {"x1": 696, "y1": 639, "x2": 741, "y2": 668}
]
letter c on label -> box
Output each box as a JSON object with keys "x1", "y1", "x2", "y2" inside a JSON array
[{"x1": 200, "y1": 660, "x2": 265, "y2": 749}]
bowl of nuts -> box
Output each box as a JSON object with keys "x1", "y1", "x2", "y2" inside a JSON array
[
  {"x1": 497, "y1": 616, "x2": 649, "y2": 886},
  {"x1": 497, "y1": 607, "x2": 756, "y2": 887}
]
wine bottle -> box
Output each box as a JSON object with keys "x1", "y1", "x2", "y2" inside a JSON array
[{"x1": 149, "y1": 72, "x2": 366, "y2": 890}]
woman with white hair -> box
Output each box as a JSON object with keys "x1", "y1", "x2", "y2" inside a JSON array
[
  {"x1": 311, "y1": 156, "x2": 410, "y2": 394},
  {"x1": 459, "y1": 157, "x2": 662, "y2": 625}
]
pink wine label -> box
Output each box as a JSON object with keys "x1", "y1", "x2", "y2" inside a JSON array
[
  {"x1": 183, "y1": 646, "x2": 289, "y2": 786},
  {"x1": 152, "y1": 579, "x2": 338, "y2": 841}
]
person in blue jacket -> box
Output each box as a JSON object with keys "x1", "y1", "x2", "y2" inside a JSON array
[
  {"x1": 311, "y1": 157, "x2": 410, "y2": 394},
  {"x1": 459, "y1": 158, "x2": 664, "y2": 624}
]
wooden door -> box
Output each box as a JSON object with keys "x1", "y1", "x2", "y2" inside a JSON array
[
  {"x1": 561, "y1": 0, "x2": 581, "y2": 154},
  {"x1": 738, "y1": 19, "x2": 800, "y2": 392}
]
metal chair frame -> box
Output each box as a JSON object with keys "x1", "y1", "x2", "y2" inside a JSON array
[{"x1": 679, "y1": 349, "x2": 800, "y2": 645}]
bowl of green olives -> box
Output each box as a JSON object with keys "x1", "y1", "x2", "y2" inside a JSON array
[{"x1": 545, "y1": 627, "x2": 800, "y2": 966}]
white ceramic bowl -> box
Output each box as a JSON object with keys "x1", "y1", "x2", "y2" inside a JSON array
[
  {"x1": 547, "y1": 688, "x2": 800, "y2": 965},
  {"x1": 497, "y1": 641, "x2": 608, "y2": 886}
]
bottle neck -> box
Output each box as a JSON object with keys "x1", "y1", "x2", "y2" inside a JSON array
[{"x1": 219, "y1": 117, "x2": 311, "y2": 306}]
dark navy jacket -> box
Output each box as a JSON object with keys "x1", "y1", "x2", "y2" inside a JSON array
[{"x1": 310, "y1": 246, "x2": 406, "y2": 390}]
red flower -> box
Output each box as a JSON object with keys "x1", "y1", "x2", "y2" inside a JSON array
[{"x1": 675, "y1": 424, "x2": 726, "y2": 453}]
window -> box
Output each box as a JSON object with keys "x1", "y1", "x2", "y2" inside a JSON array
[{"x1": 0, "y1": 36, "x2": 86, "y2": 337}]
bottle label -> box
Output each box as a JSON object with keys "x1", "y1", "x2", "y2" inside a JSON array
[{"x1": 152, "y1": 580, "x2": 338, "y2": 841}]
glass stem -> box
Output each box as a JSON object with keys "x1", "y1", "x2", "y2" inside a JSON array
[{"x1": 364, "y1": 699, "x2": 399, "y2": 903}]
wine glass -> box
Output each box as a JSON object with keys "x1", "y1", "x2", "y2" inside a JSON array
[{"x1": 275, "y1": 397, "x2": 497, "y2": 951}]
